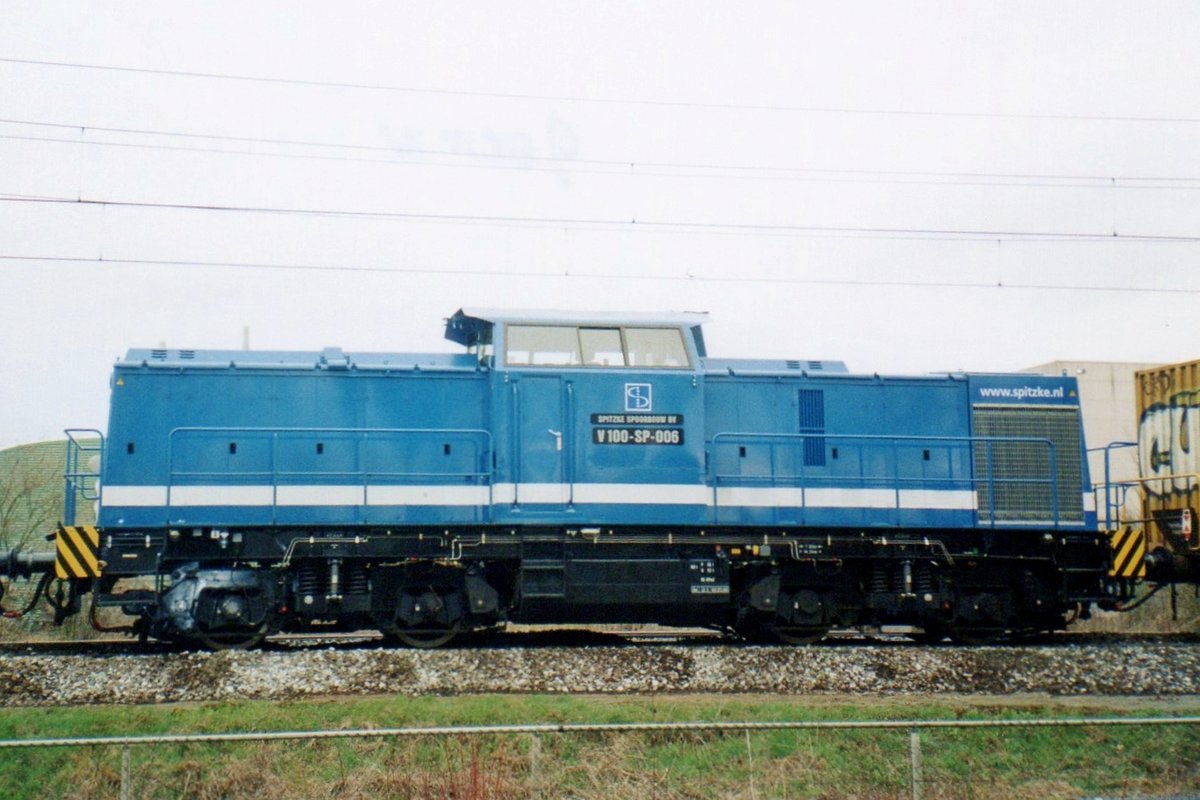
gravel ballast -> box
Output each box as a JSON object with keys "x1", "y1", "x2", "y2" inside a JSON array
[{"x1": 1, "y1": 640, "x2": 1198, "y2": 706}]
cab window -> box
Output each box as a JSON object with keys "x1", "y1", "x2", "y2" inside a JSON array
[
  {"x1": 625, "y1": 327, "x2": 689, "y2": 368},
  {"x1": 580, "y1": 327, "x2": 625, "y2": 366},
  {"x1": 505, "y1": 324, "x2": 691, "y2": 368},
  {"x1": 505, "y1": 325, "x2": 582, "y2": 366}
]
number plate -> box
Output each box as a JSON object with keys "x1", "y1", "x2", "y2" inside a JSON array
[{"x1": 593, "y1": 427, "x2": 685, "y2": 445}]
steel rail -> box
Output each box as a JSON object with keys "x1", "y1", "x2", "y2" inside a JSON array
[
  {"x1": 0, "y1": 628, "x2": 1190, "y2": 652},
  {"x1": 2, "y1": 716, "x2": 1198, "y2": 750}
]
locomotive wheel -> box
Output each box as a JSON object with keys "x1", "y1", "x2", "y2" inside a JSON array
[
  {"x1": 949, "y1": 625, "x2": 1005, "y2": 645},
  {"x1": 193, "y1": 624, "x2": 268, "y2": 651},
  {"x1": 909, "y1": 625, "x2": 950, "y2": 645},
  {"x1": 389, "y1": 622, "x2": 462, "y2": 649},
  {"x1": 376, "y1": 582, "x2": 467, "y2": 648},
  {"x1": 770, "y1": 625, "x2": 829, "y2": 645}
]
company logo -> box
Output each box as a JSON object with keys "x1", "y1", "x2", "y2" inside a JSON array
[{"x1": 625, "y1": 383, "x2": 652, "y2": 412}]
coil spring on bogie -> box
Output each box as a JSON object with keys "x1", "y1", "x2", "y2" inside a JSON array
[
  {"x1": 342, "y1": 561, "x2": 370, "y2": 595},
  {"x1": 870, "y1": 567, "x2": 889, "y2": 593},
  {"x1": 873, "y1": 562, "x2": 934, "y2": 595},
  {"x1": 294, "y1": 561, "x2": 326, "y2": 597},
  {"x1": 913, "y1": 562, "x2": 934, "y2": 595}
]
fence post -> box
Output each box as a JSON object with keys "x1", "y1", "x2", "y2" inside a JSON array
[
  {"x1": 529, "y1": 733, "x2": 541, "y2": 797},
  {"x1": 909, "y1": 729, "x2": 922, "y2": 800},
  {"x1": 745, "y1": 730, "x2": 757, "y2": 800},
  {"x1": 120, "y1": 746, "x2": 131, "y2": 800}
]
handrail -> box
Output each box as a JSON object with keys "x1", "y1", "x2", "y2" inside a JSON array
[
  {"x1": 1103, "y1": 471, "x2": 1200, "y2": 532},
  {"x1": 165, "y1": 426, "x2": 495, "y2": 524},
  {"x1": 708, "y1": 432, "x2": 1063, "y2": 528},
  {"x1": 1088, "y1": 441, "x2": 1137, "y2": 529},
  {"x1": 62, "y1": 428, "x2": 104, "y2": 525},
  {"x1": 1089, "y1": 437, "x2": 1200, "y2": 528},
  {"x1": 1117, "y1": 471, "x2": 1200, "y2": 491}
]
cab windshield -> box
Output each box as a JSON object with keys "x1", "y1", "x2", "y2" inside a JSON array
[{"x1": 504, "y1": 325, "x2": 690, "y2": 368}]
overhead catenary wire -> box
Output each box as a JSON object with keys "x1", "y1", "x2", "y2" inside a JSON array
[
  {"x1": 3, "y1": 56, "x2": 1200, "y2": 125},
  {"x1": 1, "y1": 117, "x2": 1197, "y2": 188},
  {"x1": 2, "y1": 254, "x2": 1197, "y2": 296},
  {"x1": 0, "y1": 131, "x2": 1164, "y2": 191},
  {"x1": 5, "y1": 131, "x2": 1200, "y2": 193},
  {"x1": 4, "y1": 194, "x2": 1200, "y2": 244}
]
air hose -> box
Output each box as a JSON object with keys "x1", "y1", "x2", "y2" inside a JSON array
[
  {"x1": 1114, "y1": 583, "x2": 1164, "y2": 613},
  {"x1": 0, "y1": 571, "x2": 54, "y2": 619}
]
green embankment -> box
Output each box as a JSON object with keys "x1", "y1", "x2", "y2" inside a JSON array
[
  {"x1": 0, "y1": 439, "x2": 98, "y2": 542},
  {"x1": 0, "y1": 695, "x2": 1197, "y2": 799},
  {"x1": 0, "y1": 441, "x2": 72, "y2": 546},
  {"x1": 0, "y1": 440, "x2": 99, "y2": 637}
]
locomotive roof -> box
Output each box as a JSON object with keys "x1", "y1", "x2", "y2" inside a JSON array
[
  {"x1": 445, "y1": 307, "x2": 710, "y2": 345},
  {"x1": 118, "y1": 347, "x2": 477, "y2": 372}
]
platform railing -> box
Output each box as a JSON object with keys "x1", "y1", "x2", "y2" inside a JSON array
[
  {"x1": 708, "y1": 432, "x2": 1063, "y2": 528},
  {"x1": 62, "y1": 428, "x2": 104, "y2": 525},
  {"x1": 1089, "y1": 441, "x2": 1138, "y2": 530},
  {"x1": 1102, "y1": 471, "x2": 1200, "y2": 555}
]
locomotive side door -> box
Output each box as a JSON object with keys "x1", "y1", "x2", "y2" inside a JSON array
[{"x1": 511, "y1": 374, "x2": 568, "y2": 510}]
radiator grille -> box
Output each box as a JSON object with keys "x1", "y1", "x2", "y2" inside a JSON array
[
  {"x1": 972, "y1": 406, "x2": 1084, "y2": 523},
  {"x1": 798, "y1": 389, "x2": 826, "y2": 467}
]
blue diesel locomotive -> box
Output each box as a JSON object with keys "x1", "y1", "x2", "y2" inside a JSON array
[{"x1": 8, "y1": 308, "x2": 1112, "y2": 646}]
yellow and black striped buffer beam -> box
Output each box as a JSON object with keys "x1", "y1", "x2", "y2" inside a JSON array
[
  {"x1": 1108, "y1": 526, "x2": 1147, "y2": 579},
  {"x1": 55, "y1": 525, "x2": 101, "y2": 579}
]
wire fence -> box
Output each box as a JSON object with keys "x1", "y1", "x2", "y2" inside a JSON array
[{"x1": 2, "y1": 715, "x2": 1198, "y2": 799}]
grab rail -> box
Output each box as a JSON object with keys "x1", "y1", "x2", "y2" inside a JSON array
[
  {"x1": 165, "y1": 426, "x2": 495, "y2": 523},
  {"x1": 708, "y1": 432, "x2": 1063, "y2": 528},
  {"x1": 63, "y1": 429, "x2": 104, "y2": 525},
  {"x1": 1089, "y1": 441, "x2": 1137, "y2": 530}
]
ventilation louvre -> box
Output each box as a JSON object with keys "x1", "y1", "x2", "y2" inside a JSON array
[
  {"x1": 973, "y1": 406, "x2": 1083, "y2": 524},
  {"x1": 798, "y1": 389, "x2": 826, "y2": 467}
]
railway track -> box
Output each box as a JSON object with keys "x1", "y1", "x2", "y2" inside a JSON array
[
  {"x1": 0, "y1": 627, "x2": 1194, "y2": 657},
  {"x1": 1, "y1": 628, "x2": 1198, "y2": 706}
]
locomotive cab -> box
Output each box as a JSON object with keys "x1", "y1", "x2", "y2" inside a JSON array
[{"x1": 452, "y1": 308, "x2": 710, "y2": 522}]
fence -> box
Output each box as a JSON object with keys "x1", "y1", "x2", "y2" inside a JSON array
[{"x1": 3, "y1": 716, "x2": 1198, "y2": 799}]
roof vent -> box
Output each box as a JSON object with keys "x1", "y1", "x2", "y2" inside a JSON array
[
  {"x1": 786, "y1": 360, "x2": 802, "y2": 370},
  {"x1": 808, "y1": 361, "x2": 823, "y2": 371},
  {"x1": 150, "y1": 349, "x2": 167, "y2": 360},
  {"x1": 320, "y1": 346, "x2": 351, "y2": 370},
  {"x1": 179, "y1": 350, "x2": 196, "y2": 360}
]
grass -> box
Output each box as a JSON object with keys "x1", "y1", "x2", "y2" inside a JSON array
[
  {"x1": 1078, "y1": 582, "x2": 1200, "y2": 634},
  {"x1": 0, "y1": 440, "x2": 70, "y2": 546},
  {"x1": 0, "y1": 694, "x2": 1197, "y2": 799},
  {"x1": 0, "y1": 437, "x2": 98, "y2": 523}
]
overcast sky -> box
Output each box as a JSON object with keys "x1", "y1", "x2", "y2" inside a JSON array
[{"x1": 1, "y1": 3, "x2": 1199, "y2": 449}]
